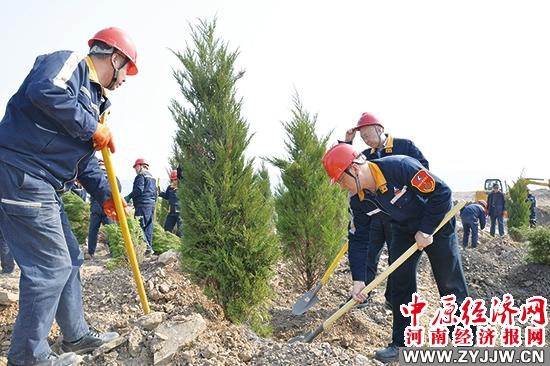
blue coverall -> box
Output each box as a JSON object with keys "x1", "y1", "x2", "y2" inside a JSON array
[
  {"x1": 527, "y1": 193, "x2": 537, "y2": 227},
  {"x1": 460, "y1": 203, "x2": 486, "y2": 248},
  {"x1": 0, "y1": 51, "x2": 113, "y2": 364},
  {"x1": 159, "y1": 185, "x2": 182, "y2": 236},
  {"x1": 126, "y1": 170, "x2": 157, "y2": 252},
  {"x1": 487, "y1": 190, "x2": 506, "y2": 236}
]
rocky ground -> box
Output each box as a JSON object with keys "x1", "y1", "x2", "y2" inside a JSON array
[{"x1": 1, "y1": 194, "x2": 549, "y2": 365}]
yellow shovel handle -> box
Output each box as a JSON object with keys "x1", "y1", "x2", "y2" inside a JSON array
[
  {"x1": 99, "y1": 113, "x2": 150, "y2": 314},
  {"x1": 323, "y1": 201, "x2": 466, "y2": 330},
  {"x1": 321, "y1": 241, "x2": 349, "y2": 285}
]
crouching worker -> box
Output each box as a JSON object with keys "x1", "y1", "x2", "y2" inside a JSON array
[
  {"x1": 322, "y1": 144, "x2": 469, "y2": 363},
  {"x1": 460, "y1": 201, "x2": 487, "y2": 249},
  {"x1": 0, "y1": 26, "x2": 137, "y2": 366}
]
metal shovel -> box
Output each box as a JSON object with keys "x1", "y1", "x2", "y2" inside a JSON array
[
  {"x1": 292, "y1": 241, "x2": 349, "y2": 315},
  {"x1": 289, "y1": 201, "x2": 465, "y2": 343}
]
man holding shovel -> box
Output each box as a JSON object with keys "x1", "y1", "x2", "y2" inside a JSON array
[
  {"x1": 323, "y1": 143, "x2": 469, "y2": 363},
  {"x1": 0, "y1": 27, "x2": 137, "y2": 366}
]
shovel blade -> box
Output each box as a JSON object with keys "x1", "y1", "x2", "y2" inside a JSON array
[{"x1": 292, "y1": 292, "x2": 320, "y2": 315}]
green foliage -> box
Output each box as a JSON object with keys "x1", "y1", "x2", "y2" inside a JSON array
[
  {"x1": 101, "y1": 217, "x2": 146, "y2": 270},
  {"x1": 506, "y1": 178, "x2": 531, "y2": 229},
  {"x1": 267, "y1": 94, "x2": 348, "y2": 290},
  {"x1": 62, "y1": 192, "x2": 90, "y2": 245},
  {"x1": 507, "y1": 226, "x2": 527, "y2": 242},
  {"x1": 170, "y1": 19, "x2": 280, "y2": 335},
  {"x1": 525, "y1": 226, "x2": 550, "y2": 266},
  {"x1": 152, "y1": 223, "x2": 180, "y2": 254}
]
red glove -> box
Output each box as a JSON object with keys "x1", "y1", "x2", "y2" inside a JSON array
[
  {"x1": 93, "y1": 124, "x2": 116, "y2": 153},
  {"x1": 102, "y1": 198, "x2": 129, "y2": 221}
]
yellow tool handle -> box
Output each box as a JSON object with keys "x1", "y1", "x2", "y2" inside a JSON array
[
  {"x1": 322, "y1": 201, "x2": 466, "y2": 330},
  {"x1": 99, "y1": 113, "x2": 150, "y2": 314},
  {"x1": 321, "y1": 241, "x2": 349, "y2": 285}
]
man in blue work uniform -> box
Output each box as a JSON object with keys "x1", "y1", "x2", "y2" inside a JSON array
[
  {"x1": 0, "y1": 27, "x2": 137, "y2": 366},
  {"x1": 526, "y1": 191, "x2": 537, "y2": 228},
  {"x1": 159, "y1": 170, "x2": 182, "y2": 237},
  {"x1": 487, "y1": 183, "x2": 506, "y2": 236},
  {"x1": 87, "y1": 159, "x2": 121, "y2": 257},
  {"x1": 343, "y1": 112, "x2": 429, "y2": 309},
  {"x1": 459, "y1": 201, "x2": 487, "y2": 248},
  {"x1": 323, "y1": 144, "x2": 469, "y2": 363},
  {"x1": 126, "y1": 158, "x2": 158, "y2": 255}
]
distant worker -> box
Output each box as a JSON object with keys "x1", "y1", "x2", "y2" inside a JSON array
[
  {"x1": 0, "y1": 26, "x2": 136, "y2": 365},
  {"x1": 343, "y1": 112, "x2": 429, "y2": 309},
  {"x1": 126, "y1": 158, "x2": 158, "y2": 255},
  {"x1": 159, "y1": 170, "x2": 182, "y2": 237},
  {"x1": 459, "y1": 201, "x2": 487, "y2": 248},
  {"x1": 87, "y1": 159, "x2": 121, "y2": 258},
  {"x1": 526, "y1": 191, "x2": 537, "y2": 228},
  {"x1": 487, "y1": 183, "x2": 506, "y2": 237},
  {"x1": 0, "y1": 228, "x2": 15, "y2": 274}
]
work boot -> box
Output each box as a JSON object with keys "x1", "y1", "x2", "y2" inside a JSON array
[
  {"x1": 374, "y1": 344, "x2": 400, "y2": 363},
  {"x1": 7, "y1": 352, "x2": 78, "y2": 366},
  {"x1": 144, "y1": 248, "x2": 155, "y2": 256},
  {"x1": 61, "y1": 328, "x2": 119, "y2": 354}
]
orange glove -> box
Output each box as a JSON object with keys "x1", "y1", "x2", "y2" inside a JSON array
[
  {"x1": 102, "y1": 198, "x2": 129, "y2": 221},
  {"x1": 92, "y1": 124, "x2": 116, "y2": 153}
]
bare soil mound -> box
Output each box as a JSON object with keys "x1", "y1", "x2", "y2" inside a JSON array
[{"x1": 1, "y1": 209, "x2": 549, "y2": 365}]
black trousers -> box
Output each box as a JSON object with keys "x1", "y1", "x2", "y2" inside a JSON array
[{"x1": 390, "y1": 220, "x2": 469, "y2": 346}]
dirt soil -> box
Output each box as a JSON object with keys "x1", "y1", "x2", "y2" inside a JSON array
[{"x1": 1, "y1": 194, "x2": 549, "y2": 365}]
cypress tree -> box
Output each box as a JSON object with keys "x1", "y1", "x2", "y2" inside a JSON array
[
  {"x1": 170, "y1": 19, "x2": 280, "y2": 334},
  {"x1": 268, "y1": 94, "x2": 348, "y2": 290},
  {"x1": 506, "y1": 178, "x2": 531, "y2": 229}
]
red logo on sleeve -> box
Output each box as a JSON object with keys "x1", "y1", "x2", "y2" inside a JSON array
[{"x1": 411, "y1": 169, "x2": 435, "y2": 193}]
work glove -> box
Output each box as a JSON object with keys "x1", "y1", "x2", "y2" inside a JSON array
[
  {"x1": 92, "y1": 124, "x2": 116, "y2": 153},
  {"x1": 102, "y1": 198, "x2": 129, "y2": 221}
]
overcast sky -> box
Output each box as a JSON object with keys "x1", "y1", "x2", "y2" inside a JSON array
[{"x1": 1, "y1": 0, "x2": 548, "y2": 194}]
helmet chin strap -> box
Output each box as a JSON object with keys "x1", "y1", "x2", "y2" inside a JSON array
[
  {"x1": 106, "y1": 68, "x2": 119, "y2": 89},
  {"x1": 346, "y1": 169, "x2": 365, "y2": 201},
  {"x1": 375, "y1": 127, "x2": 385, "y2": 149},
  {"x1": 355, "y1": 175, "x2": 365, "y2": 201},
  {"x1": 106, "y1": 56, "x2": 129, "y2": 89}
]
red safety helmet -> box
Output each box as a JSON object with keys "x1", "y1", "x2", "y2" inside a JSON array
[
  {"x1": 88, "y1": 27, "x2": 138, "y2": 75},
  {"x1": 476, "y1": 200, "x2": 488, "y2": 214},
  {"x1": 322, "y1": 144, "x2": 360, "y2": 184},
  {"x1": 353, "y1": 112, "x2": 383, "y2": 132},
  {"x1": 170, "y1": 170, "x2": 178, "y2": 180},
  {"x1": 133, "y1": 158, "x2": 148, "y2": 169}
]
